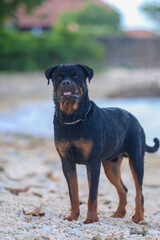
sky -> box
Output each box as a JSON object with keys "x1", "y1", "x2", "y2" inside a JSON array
[{"x1": 103, "y1": 0, "x2": 154, "y2": 30}]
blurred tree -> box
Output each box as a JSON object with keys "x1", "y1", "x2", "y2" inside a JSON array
[
  {"x1": 0, "y1": 26, "x2": 104, "y2": 71},
  {"x1": 59, "y1": 3, "x2": 121, "y2": 36},
  {"x1": 0, "y1": 1, "x2": 121, "y2": 71},
  {"x1": 140, "y1": 1, "x2": 160, "y2": 31},
  {"x1": 0, "y1": 0, "x2": 45, "y2": 26}
]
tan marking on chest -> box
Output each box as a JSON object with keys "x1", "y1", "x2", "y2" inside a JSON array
[
  {"x1": 60, "y1": 100, "x2": 79, "y2": 115},
  {"x1": 55, "y1": 141, "x2": 70, "y2": 158},
  {"x1": 55, "y1": 138, "x2": 93, "y2": 160},
  {"x1": 73, "y1": 138, "x2": 93, "y2": 159}
]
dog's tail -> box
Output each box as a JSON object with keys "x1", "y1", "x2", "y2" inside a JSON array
[{"x1": 146, "y1": 138, "x2": 160, "y2": 153}]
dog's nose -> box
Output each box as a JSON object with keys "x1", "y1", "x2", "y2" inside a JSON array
[{"x1": 62, "y1": 80, "x2": 71, "y2": 87}]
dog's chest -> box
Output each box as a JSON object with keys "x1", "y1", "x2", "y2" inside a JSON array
[{"x1": 55, "y1": 138, "x2": 93, "y2": 164}]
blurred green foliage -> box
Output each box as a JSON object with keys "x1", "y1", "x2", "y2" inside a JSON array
[
  {"x1": 60, "y1": 3, "x2": 121, "y2": 36},
  {"x1": 0, "y1": 0, "x2": 44, "y2": 26},
  {"x1": 140, "y1": 1, "x2": 160, "y2": 31},
  {"x1": 0, "y1": 3, "x2": 121, "y2": 71},
  {"x1": 0, "y1": 26, "x2": 104, "y2": 71}
]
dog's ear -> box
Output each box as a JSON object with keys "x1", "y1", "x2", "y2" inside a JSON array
[
  {"x1": 78, "y1": 64, "x2": 94, "y2": 83},
  {"x1": 45, "y1": 65, "x2": 58, "y2": 85}
]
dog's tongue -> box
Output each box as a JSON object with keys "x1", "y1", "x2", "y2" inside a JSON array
[{"x1": 63, "y1": 92, "x2": 71, "y2": 96}]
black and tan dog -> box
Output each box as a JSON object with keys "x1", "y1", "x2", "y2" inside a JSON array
[{"x1": 45, "y1": 64, "x2": 159, "y2": 224}]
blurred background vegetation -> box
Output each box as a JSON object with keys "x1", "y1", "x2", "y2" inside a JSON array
[
  {"x1": 140, "y1": 1, "x2": 160, "y2": 33},
  {"x1": 0, "y1": 0, "x2": 160, "y2": 72},
  {"x1": 0, "y1": 0, "x2": 121, "y2": 71}
]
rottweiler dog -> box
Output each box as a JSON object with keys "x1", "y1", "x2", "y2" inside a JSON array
[{"x1": 45, "y1": 64, "x2": 160, "y2": 224}]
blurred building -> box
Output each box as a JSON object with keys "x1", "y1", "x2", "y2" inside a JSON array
[
  {"x1": 124, "y1": 29, "x2": 155, "y2": 38},
  {"x1": 99, "y1": 35, "x2": 160, "y2": 68},
  {"x1": 12, "y1": 0, "x2": 106, "y2": 31}
]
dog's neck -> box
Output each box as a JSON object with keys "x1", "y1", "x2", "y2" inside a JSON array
[{"x1": 54, "y1": 90, "x2": 91, "y2": 124}]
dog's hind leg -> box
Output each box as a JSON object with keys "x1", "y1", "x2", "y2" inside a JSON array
[
  {"x1": 84, "y1": 161, "x2": 101, "y2": 224},
  {"x1": 103, "y1": 157, "x2": 128, "y2": 218},
  {"x1": 128, "y1": 153, "x2": 144, "y2": 223}
]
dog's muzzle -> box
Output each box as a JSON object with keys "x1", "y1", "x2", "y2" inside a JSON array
[{"x1": 57, "y1": 80, "x2": 82, "y2": 100}]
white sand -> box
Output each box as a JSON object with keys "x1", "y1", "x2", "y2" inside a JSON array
[{"x1": 0, "y1": 133, "x2": 160, "y2": 240}]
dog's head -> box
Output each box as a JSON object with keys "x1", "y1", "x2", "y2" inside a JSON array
[{"x1": 45, "y1": 64, "x2": 93, "y2": 114}]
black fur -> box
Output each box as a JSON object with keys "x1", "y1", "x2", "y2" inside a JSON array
[
  {"x1": 146, "y1": 138, "x2": 159, "y2": 153},
  {"x1": 45, "y1": 63, "x2": 160, "y2": 223}
]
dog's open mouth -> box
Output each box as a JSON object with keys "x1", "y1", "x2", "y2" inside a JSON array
[
  {"x1": 61, "y1": 91, "x2": 81, "y2": 98},
  {"x1": 59, "y1": 88, "x2": 81, "y2": 100}
]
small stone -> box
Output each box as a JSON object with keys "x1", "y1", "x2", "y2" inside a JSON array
[
  {"x1": 92, "y1": 233, "x2": 102, "y2": 240},
  {"x1": 139, "y1": 220, "x2": 149, "y2": 226},
  {"x1": 34, "y1": 237, "x2": 50, "y2": 240},
  {"x1": 153, "y1": 211, "x2": 160, "y2": 215},
  {"x1": 130, "y1": 227, "x2": 148, "y2": 236},
  {"x1": 141, "y1": 227, "x2": 148, "y2": 236},
  {"x1": 130, "y1": 228, "x2": 141, "y2": 235},
  {"x1": 103, "y1": 200, "x2": 111, "y2": 205}
]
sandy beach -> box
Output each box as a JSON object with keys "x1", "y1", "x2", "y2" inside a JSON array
[
  {"x1": 0, "y1": 68, "x2": 160, "y2": 239},
  {"x1": 0, "y1": 132, "x2": 160, "y2": 240}
]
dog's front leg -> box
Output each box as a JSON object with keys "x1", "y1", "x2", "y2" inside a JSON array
[
  {"x1": 61, "y1": 159, "x2": 80, "y2": 221},
  {"x1": 84, "y1": 161, "x2": 101, "y2": 224}
]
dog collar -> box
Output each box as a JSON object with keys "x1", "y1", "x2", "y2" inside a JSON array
[{"x1": 58, "y1": 103, "x2": 92, "y2": 125}]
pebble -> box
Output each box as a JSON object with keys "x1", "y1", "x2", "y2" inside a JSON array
[{"x1": 92, "y1": 233, "x2": 102, "y2": 240}]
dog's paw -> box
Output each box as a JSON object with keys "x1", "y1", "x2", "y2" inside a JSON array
[
  {"x1": 83, "y1": 217, "x2": 99, "y2": 224},
  {"x1": 132, "y1": 213, "x2": 144, "y2": 223},
  {"x1": 64, "y1": 216, "x2": 78, "y2": 221},
  {"x1": 112, "y1": 209, "x2": 126, "y2": 218},
  {"x1": 64, "y1": 212, "x2": 79, "y2": 221}
]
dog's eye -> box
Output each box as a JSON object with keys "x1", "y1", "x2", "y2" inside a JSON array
[
  {"x1": 59, "y1": 72, "x2": 64, "y2": 79},
  {"x1": 71, "y1": 72, "x2": 77, "y2": 79}
]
